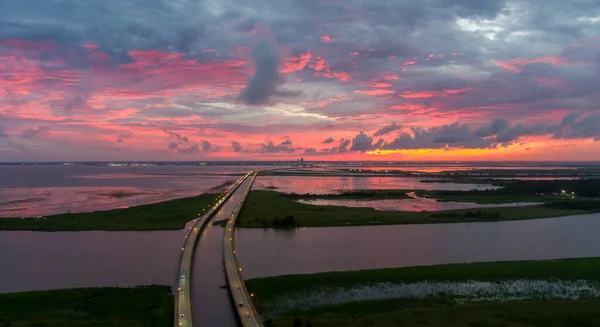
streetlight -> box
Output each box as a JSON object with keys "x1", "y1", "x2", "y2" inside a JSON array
[{"x1": 251, "y1": 293, "x2": 259, "y2": 308}]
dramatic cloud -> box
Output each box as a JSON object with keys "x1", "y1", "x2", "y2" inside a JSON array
[
  {"x1": 1, "y1": 0, "x2": 600, "y2": 161},
  {"x1": 259, "y1": 138, "x2": 296, "y2": 153},
  {"x1": 165, "y1": 130, "x2": 199, "y2": 154},
  {"x1": 325, "y1": 138, "x2": 352, "y2": 154},
  {"x1": 231, "y1": 141, "x2": 243, "y2": 152},
  {"x1": 373, "y1": 122, "x2": 402, "y2": 137},
  {"x1": 354, "y1": 113, "x2": 600, "y2": 152},
  {"x1": 201, "y1": 140, "x2": 214, "y2": 152},
  {"x1": 240, "y1": 42, "x2": 286, "y2": 105}
]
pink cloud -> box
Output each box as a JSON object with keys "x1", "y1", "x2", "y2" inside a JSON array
[
  {"x1": 280, "y1": 52, "x2": 312, "y2": 74},
  {"x1": 494, "y1": 56, "x2": 576, "y2": 73},
  {"x1": 310, "y1": 56, "x2": 352, "y2": 81},
  {"x1": 355, "y1": 89, "x2": 395, "y2": 96},
  {"x1": 399, "y1": 88, "x2": 472, "y2": 99}
]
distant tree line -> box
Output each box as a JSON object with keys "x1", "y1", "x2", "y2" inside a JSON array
[{"x1": 431, "y1": 210, "x2": 502, "y2": 219}]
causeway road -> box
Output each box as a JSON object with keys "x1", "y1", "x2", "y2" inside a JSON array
[
  {"x1": 224, "y1": 171, "x2": 264, "y2": 327},
  {"x1": 175, "y1": 172, "x2": 252, "y2": 327}
]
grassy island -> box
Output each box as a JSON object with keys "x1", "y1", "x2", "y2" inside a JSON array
[
  {"x1": 231, "y1": 190, "x2": 598, "y2": 228},
  {"x1": 0, "y1": 193, "x2": 220, "y2": 231},
  {"x1": 247, "y1": 257, "x2": 600, "y2": 327}
]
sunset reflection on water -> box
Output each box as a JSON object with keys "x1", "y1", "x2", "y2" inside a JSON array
[
  {"x1": 254, "y1": 176, "x2": 498, "y2": 194},
  {"x1": 0, "y1": 187, "x2": 199, "y2": 217},
  {"x1": 297, "y1": 197, "x2": 542, "y2": 212}
]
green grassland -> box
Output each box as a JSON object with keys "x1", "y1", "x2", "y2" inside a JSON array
[
  {"x1": 0, "y1": 193, "x2": 220, "y2": 231},
  {"x1": 0, "y1": 285, "x2": 172, "y2": 327},
  {"x1": 234, "y1": 190, "x2": 593, "y2": 228},
  {"x1": 248, "y1": 258, "x2": 600, "y2": 327}
]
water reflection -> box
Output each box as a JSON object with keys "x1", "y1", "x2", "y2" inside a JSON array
[
  {"x1": 0, "y1": 228, "x2": 186, "y2": 293},
  {"x1": 236, "y1": 212, "x2": 600, "y2": 279},
  {"x1": 2, "y1": 212, "x2": 599, "y2": 294},
  {"x1": 297, "y1": 197, "x2": 543, "y2": 212},
  {"x1": 255, "y1": 176, "x2": 497, "y2": 194},
  {"x1": 0, "y1": 187, "x2": 205, "y2": 217},
  {"x1": 328, "y1": 165, "x2": 584, "y2": 173},
  {"x1": 0, "y1": 165, "x2": 254, "y2": 217}
]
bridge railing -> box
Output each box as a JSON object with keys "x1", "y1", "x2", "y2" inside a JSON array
[{"x1": 174, "y1": 172, "x2": 252, "y2": 327}]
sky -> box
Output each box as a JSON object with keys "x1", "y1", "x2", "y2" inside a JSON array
[{"x1": 0, "y1": 0, "x2": 599, "y2": 161}]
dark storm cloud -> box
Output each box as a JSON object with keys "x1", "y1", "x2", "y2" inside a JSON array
[
  {"x1": 259, "y1": 138, "x2": 296, "y2": 153},
  {"x1": 373, "y1": 122, "x2": 402, "y2": 137},
  {"x1": 322, "y1": 137, "x2": 335, "y2": 144},
  {"x1": 0, "y1": 0, "x2": 208, "y2": 55},
  {"x1": 231, "y1": 141, "x2": 243, "y2": 152},
  {"x1": 331, "y1": 138, "x2": 352, "y2": 154},
  {"x1": 495, "y1": 123, "x2": 548, "y2": 143},
  {"x1": 475, "y1": 119, "x2": 509, "y2": 137},
  {"x1": 200, "y1": 140, "x2": 214, "y2": 152},
  {"x1": 340, "y1": 113, "x2": 600, "y2": 152},
  {"x1": 21, "y1": 126, "x2": 50, "y2": 139},
  {"x1": 165, "y1": 130, "x2": 199, "y2": 154},
  {"x1": 350, "y1": 131, "x2": 375, "y2": 152},
  {"x1": 350, "y1": 131, "x2": 385, "y2": 151},
  {"x1": 240, "y1": 42, "x2": 283, "y2": 105},
  {"x1": 552, "y1": 113, "x2": 600, "y2": 140},
  {"x1": 324, "y1": 138, "x2": 351, "y2": 154}
]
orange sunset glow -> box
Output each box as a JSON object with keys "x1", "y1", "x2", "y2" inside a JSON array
[{"x1": 0, "y1": 0, "x2": 599, "y2": 162}]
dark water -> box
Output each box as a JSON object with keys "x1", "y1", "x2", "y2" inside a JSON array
[
  {"x1": 235, "y1": 212, "x2": 600, "y2": 279},
  {"x1": 2, "y1": 213, "x2": 600, "y2": 294},
  {"x1": 0, "y1": 228, "x2": 184, "y2": 293}
]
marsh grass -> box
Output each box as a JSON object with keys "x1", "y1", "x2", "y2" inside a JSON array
[
  {"x1": 237, "y1": 191, "x2": 588, "y2": 228},
  {"x1": 0, "y1": 193, "x2": 220, "y2": 231},
  {"x1": 263, "y1": 279, "x2": 600, "y2": 317}
]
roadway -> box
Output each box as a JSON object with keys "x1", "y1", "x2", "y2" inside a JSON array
[
  {"x1": 223, "y1": 171, "x2": 264, "y2": 327},
  {"x1": 175, "y1": 172, "x2": 252, "y2": 327}
]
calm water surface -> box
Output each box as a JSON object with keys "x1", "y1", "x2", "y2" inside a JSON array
[
  {"x1": 297, "y1": 198, "x2": 543, "y2": 211},
  {"x1": 236, "y1": 213, "x2": 600, "y2": 279},
  {"x1": 0, "y1": 165, "x2": 262, "y2": 217},
  {"x1": 328, "y1": 165, "x2": 587, "y2": 173},
  {"x1": 0, "y1": 228, "x2": 186, "y2": 293},
  {"x1": 2, "y1": 213, "x2": 600, "y2": 293},
  {"x1": 254, "y1": 176, "x2": 498, "y2": 194}
]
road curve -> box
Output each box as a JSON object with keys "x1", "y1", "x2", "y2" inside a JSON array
[
  {"x1": 224, "y1": 171, "x2": 264, "y2": 327},
  {"x1": 175, "y1": 172, "x2": 252, "y2": 327}
]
